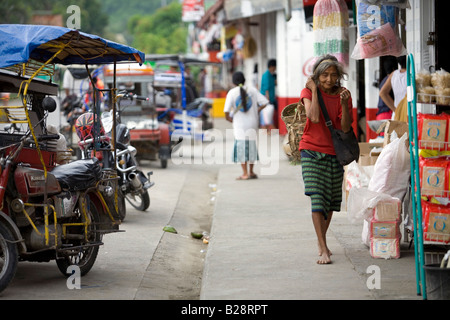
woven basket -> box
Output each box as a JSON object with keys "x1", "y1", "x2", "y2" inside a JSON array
[{"x1": 281, "y1": 101, "x2": 306, "y2": 163}]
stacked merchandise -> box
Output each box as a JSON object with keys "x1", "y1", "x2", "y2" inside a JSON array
[
  {"x1": 416, "y1": 69, "x2": 450, "y2": 105},
  {"x1": 370, "y1": 197, "x2": 402, "y2": 259},
  {"x1": 354, "y1": 132, "x2": 410, "y2": 258},
  {"x1": 418, "y1": 113, "x2": 450, "y2": 244}
]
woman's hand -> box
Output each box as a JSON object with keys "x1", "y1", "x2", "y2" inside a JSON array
[
  {"x1": 339, "y1": 88, "x2": 352, "y2": 132},
  {"x1": 305, "y1": 76, "x2": 316, "y2": 92},
  {"x1": 339, "y1": 88, "x2": 350, "y2": 106}
]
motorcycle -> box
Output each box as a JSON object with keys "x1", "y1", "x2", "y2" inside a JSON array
[
  {"x1": 76, "y1": 92, "x2": 154, "y2": 219},
  {"x1": 103, "y1": 92, "x2": 154, "y2": 212},
  {"x1": 0, "y1": 96, "x2": 121, "y2": 293}
]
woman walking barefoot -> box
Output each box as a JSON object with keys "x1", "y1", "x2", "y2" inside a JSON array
[
  {"x1": 224, "y1": 71, "x2": 268, "y2": 180},
  {"x1": 299, "y1": 55, "x2": 353, "y2": 264}
]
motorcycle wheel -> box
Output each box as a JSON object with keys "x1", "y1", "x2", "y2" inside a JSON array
[
  {"x1": 56, "y1": 198, "x2": 101, "y2": 277},
  {"x1": 0, "y1": 223, "x2": 18, "y2": 293},
  {"x1": 125, "y1": 190, "x2": 150, "y2": 211}
]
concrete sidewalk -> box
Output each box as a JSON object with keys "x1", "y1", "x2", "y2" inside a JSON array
[{"x1": 200, "y1": 120, "x2": 421, "y2": 300}]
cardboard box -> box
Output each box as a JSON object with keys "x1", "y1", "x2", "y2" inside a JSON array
[
  {"x1": 373, "y1": 198, "x2": 401, "y2": 221},
  {"x1": 376, "y1": 120, "x2": 409, "y2": 147},
  {"x1": 370, "y1": 238, "x2": 400, "y2": 259},
  {"x1": 358, "y1": 142, "x2": 383, "y2": 166},
  {"x1": 371, "y1": 220, "x2": 401, "y2": 239}
]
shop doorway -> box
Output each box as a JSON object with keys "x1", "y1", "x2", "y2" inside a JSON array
[{"x1": 434, "y1": 0, "x2": 450, "y2": 114}]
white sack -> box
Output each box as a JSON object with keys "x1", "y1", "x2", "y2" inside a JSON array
[{"x1": 368, "y1": 133, "x2": 410, "y2": 201}]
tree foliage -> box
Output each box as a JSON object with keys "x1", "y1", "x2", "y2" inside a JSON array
[
  {"x1": 128, "y1": 2, "x2": 188, "y2": 54},
  {"x1": 0, "y1": 0, "x2": 108, "y2": 37}
]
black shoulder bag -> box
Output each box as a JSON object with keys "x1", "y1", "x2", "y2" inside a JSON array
[{"x1": 316, "y1": 89, "x2": 360, "y2": 166}]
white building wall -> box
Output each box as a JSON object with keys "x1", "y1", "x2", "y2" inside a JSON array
[{"x1": 276, "y1": 9, "x2": 314, "y2": 99}]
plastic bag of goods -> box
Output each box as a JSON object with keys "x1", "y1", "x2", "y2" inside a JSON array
[
  {"x1": 351, "y1": 1, "x2": 406, "y2": 59},
  {"x1": 368, "y1": 133, "x2": 410, "y2": 201}
]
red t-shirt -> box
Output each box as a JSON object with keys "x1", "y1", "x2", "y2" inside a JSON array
[{"x1": 299, "y1": 87, "x2": 353, "y2": 155}]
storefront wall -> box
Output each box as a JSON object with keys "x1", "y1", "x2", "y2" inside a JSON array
[
  {"x1": 239, "y1": 7, "x2": 361, "y2": 135},
  {"x1": 276, "y1": 9, "x2": 315, "y2": 134},
  {"x1": 406, "y1": 0, "x2": 436, "y2": 115}
]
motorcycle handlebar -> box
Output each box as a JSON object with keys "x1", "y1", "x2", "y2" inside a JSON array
[
  {"x1": 78, "y1": 135, "x2": 110, "y2": 147},
  {"x1": 117, "y1": 92, "x2": 149, "y2": 101}
]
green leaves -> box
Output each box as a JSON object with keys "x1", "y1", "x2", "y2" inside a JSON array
[{"x1": 127, "y1": 2, "x2": 188, "y2": 54}]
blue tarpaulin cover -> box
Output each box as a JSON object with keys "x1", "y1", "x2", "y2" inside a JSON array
[{"x1": 0, "y1": 24, "x2": 145, "y2": 68}]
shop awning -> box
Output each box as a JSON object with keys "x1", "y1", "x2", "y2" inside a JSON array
[{"x1": 224, "y1": 0, "x2": 302, "y2": 20}]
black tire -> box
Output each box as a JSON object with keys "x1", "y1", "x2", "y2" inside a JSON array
[
  {"x1": 125, "y1": 190, "x2": 150, "y2": 211},
  {"x1": 56, "y1": 198, "x2": 101, "y2": 277},
  {"x1": 0, "y1": 223, "x2": 18, "y2": 293}
]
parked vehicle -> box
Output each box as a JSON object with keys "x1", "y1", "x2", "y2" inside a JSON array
[
  {"x1": 76, "y1": 92, "x2": 155, "y2": 217},
  {"x1": 105, "y1": 92, "x2": 155, "y2": 211},
  {"x1": 148, "y1": 55, "x2": 216, "y2": 141},
  {"x1": 0, "y1": 91, "x2": 122, "y2": 292},
  {"x1": 0, "y1": 24, "x2": 145, "y2": 293},
  {"x1": 104, "y1": 63, "x2": 172, "y2": 168}
]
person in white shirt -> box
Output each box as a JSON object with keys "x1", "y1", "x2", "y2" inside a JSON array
[
  {"x1": 379, "y1": 55, "x2": 407, "y2": 119},
  {"x1": 224, "y1": 71, "x2": 269, "y2": 180}
]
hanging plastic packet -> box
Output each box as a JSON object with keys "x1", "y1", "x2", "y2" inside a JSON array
[
  {"x1": 313, "y1": 0, "x2": 350, "y2": 66},
  {"x1": 351, "y1": 0, "x2": 407, "y2": 59},
  {"x1": 359, "y1": 0, "x2": 410, "y2": 9}
]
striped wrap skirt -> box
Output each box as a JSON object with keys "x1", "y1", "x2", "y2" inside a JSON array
[
  {"x1": 301, "y1": 150, "x2": 344, "y2": 219},
  {"x1": 232, "y1": 139, "x2": 259, "y2": 163}
]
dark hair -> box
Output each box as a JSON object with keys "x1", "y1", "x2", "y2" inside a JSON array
[
  {"x1": 397, "y1": 55, "x2": 406, "y2": 69},
  {"x1": 232, "y1": 71, "x2": 248, "y2": 112},
  {"x1": 268, "y1": 59, "x2": 276, "y2": 68},
  {"x1": 383, "y1": 56, "x2": 398, "y2": 74}
]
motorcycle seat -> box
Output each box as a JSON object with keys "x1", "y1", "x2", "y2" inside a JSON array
[{"x1": 51, "y1": 158, "x2": 102, "y2": 191}]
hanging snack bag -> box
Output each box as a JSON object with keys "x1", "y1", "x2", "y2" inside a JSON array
[
  {"x1": 417, "y1": 113, "x2": 448, "y2": 150},
  {"x1": 422, "y1": 201, "x2": 450, "y2": 244},
  {"x1": 419, "y1": 157, "x2": 449, "y2": 198}
]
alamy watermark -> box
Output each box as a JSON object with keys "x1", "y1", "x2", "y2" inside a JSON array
[
  {"x1": 366, "y1": 265, "x2": 381, "y2": 290},
  {"x1": 170, "y1": 128, "x2": 280, "y2": 176},
  {"x1": 66, "y1": 5, "x2": 81, "y2": 29},
  {"x1": 66, "y1": 265, "x2": 81, "y2": 289}
]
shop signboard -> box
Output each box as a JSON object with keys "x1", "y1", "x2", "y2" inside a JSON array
[{"x1": 182, "y1": 0, "x2": 205, "y2": 22}]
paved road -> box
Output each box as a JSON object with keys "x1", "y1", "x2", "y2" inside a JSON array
[{"x1": 0, "y1": 156, "x2": 216, "y2": 300}]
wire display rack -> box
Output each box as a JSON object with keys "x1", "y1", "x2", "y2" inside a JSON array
[{"x1": 407, "y1": 53, "x2": 450, "y2": 300}]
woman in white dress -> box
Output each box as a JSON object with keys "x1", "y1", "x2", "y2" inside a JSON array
[{"x1": 224, "y1": 71, "x2": 269, "y2": 180}]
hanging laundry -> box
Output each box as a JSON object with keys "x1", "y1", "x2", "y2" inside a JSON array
[{"x1": 313, "y1": 0, "x2": 350, "y2": 67}]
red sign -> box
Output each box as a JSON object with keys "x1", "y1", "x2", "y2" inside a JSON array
[
  {"x1": 182, "y1": 0, "x2": 205, "y2": 22},
  {"x1": 303, "y1": 0, "x2": 319, "y2": 7}
]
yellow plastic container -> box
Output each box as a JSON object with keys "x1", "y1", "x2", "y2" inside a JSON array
[{"x1": 212, "y1": 98, "x2": 226, "y2": 118}]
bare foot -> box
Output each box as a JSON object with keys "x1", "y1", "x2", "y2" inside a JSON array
[
  {"x1": 318, "y1": 242, "x2": 332, "y2": 257},
  {"x1": 317, "y1": 253, "x2": 332, "y2": 264}
]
